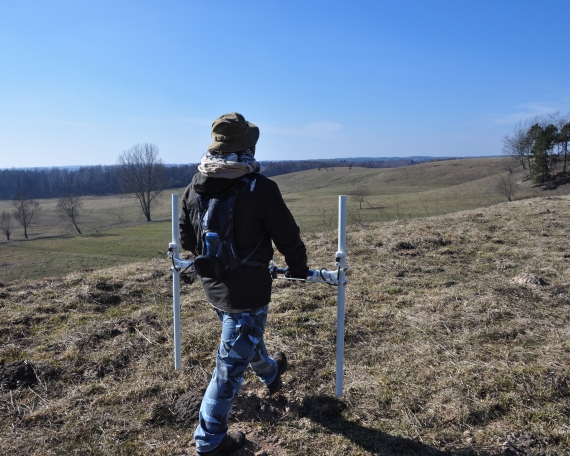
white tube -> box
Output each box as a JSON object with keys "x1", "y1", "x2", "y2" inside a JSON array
[
  {"x1": 336, "y1": 195, "x2": 347, "y2": 396},
  {"x1": 172, "y1": 194, "x2": 182, "y2": 370}
]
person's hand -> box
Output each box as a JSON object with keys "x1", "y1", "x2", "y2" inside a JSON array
[{"x1": 285, "y1": 265, "x2": 309, "y2": 280}]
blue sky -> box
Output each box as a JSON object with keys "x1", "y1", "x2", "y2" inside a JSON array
[{"x1": 1, "y1": 1, "x2": 569, "y2": 168}]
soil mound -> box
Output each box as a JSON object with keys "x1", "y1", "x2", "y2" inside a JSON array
[
  {"x1": 0, "y1": 360, "x2": 37, "y2": 389},
  {"x1": 173, "y1": 389, "x2": 203, "y2": 424},
  {"x1": 512, "y1": 273, "x2": 548, "y2": 286}
]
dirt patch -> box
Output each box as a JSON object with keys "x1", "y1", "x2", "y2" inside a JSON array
[
  {"x1": 92, "y1": 291, "x2": 122, "y2": 306},
  {"x1": 186, "y1": 425, "x2": 291, "y2": 456},
  {"x1": 146, "y1": 402, "x2": 177, "y2": 425},
  {"x1": 174, "y1": 388, "x2": 292, "y2": 456},
  {"x1": 232, "y1": 389, "x2": 287, "y2": 423},
  {"x1": 172, "y1": 383, "x2": 292, "y2": 427},
  {"x1": 512, "y1": 273, "x2": 548, "y2": 286},
  {"x1": 0, "y1": 360, "x2": 38, "y2": 389},
  {"x1": 392, "y1": 241, "x2": 416, "y2": 251},
  {"x1": 83, "y1": 365, "x2": 107, "y2": 381},
  {"x1": 173, "y1": 389, "x2": 203, "y2": 424},
  {"x1": 300, "y1": 395, "x2": 347, "y2": 424},
  {"x1": 239, "y1": 427, "x2": 290, "y2": 456},
  {"x1": 94, "y1": 279, "x2": 123, "y2": 292},
  {"x1": 502, "y1": 432, "x2": 557, "y2": 455}
]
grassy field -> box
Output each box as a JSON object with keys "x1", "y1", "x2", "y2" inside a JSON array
[
  {"x1": 2, "y1": 157, "x2": 569, "y2": 283},
  {"x1": 0, "y1": 192, "x2": 176, "y2": 283},
  {"x1": 274, "y1": 157, "x2": 570, "y2": 231},
  {"x1": 0, "y1": 190, "x2": 176, "y2": 239},
  {"x1": 1, "y1": 194, "x2": 569, "y2": 455},
  {"x1": 0, "y1": 223, "x2": 171, "y2": 282}
]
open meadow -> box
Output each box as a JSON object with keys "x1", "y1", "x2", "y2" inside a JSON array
[
  {"x1": 0, "y1": 192, "x2": 174, "y2": 283},
  {"x1": 274, "y1": 157, "x2": 570, "y2": 230},
  {"x1": 1, "y1": 191, "x2": 569, "y2": 455},
  {"x1": 2, "y1": 157, "x2": 569, "y2": 283}
]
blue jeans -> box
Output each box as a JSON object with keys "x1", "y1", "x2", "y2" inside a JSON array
[{"x1": 194, "y1": 305, "x2": 278, "y2": 453}]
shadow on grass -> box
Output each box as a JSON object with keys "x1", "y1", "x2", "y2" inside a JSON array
[
  {"x1": 301, "y1": 395, "x2": 493, "y2": 456},
  {"x1": 536, "y1": 171, "x2": 570, "y2": 190}
]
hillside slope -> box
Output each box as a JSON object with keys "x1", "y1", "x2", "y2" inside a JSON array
[
  {"x1": 273, "y1": 157, "x2": 508, "y2": 195},
  {"x1": 1, "y1": 195, "x2": 569, "y2": 455},
  {"x1": 273, "y1": 157, "x2": 570, "y2": 231}
]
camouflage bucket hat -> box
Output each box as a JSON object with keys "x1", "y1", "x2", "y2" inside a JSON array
[{"x1": 207, "y1": 112, "x2": 260, "y2": 154}]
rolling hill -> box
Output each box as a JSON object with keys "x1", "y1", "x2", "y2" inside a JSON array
[{"x1": 1, "y1": 157, "x2": 569, "y2": 283}]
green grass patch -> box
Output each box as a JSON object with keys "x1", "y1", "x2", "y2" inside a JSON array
[{"x1": 0, "y1": 222, "x2": 170, "y2": 282}]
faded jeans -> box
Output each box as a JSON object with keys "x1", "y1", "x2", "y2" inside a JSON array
[{"x1": 194, "y1": 304, "x2": 278, "y2": 453}]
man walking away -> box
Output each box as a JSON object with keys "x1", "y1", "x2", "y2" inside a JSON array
[{"x1": 179, "y1": 112, "x2": 308, "y2": 455}]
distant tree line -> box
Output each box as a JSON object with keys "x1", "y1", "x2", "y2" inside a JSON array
[
  {"x1": 261, "y1": 158, "x2": 417, "y2": 178},
  {"x1": 502, "y1": 112, "x2": 570, "y2": 185},
  {"x1": 0, "y1": 164, "x2": 199, "y2": 201},
  {"x1": 0, "y1": 158, "x2": 418, "y2": 201}
]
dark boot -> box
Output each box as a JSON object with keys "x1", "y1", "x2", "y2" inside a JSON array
[
  {"x1": 196, "y1": 431, "x2": 245, "y2": 456},
  {"x1": 267, "y1": 351, "x2": 287, "y2": 394}
]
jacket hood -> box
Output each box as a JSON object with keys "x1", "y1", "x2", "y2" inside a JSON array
[{"x1": 192, "y1": 173, "x2": 256, "y2": 195}]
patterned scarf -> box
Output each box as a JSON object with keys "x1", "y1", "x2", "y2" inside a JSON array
[{"x1": 198, "y1": 148, "x2": 265, "y2": 178}]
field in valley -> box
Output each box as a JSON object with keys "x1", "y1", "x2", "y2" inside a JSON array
[
  {"x1": 2, "y1": 157, "x2": 569, "y2": 283},
  {"x1": 0, "y1": 193, "x2": 174, "y2": 283}
]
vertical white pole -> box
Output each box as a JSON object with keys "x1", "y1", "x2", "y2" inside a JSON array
[
  {"x1": 171, "y1": 194, "x2": 182, "y2": 370},
  {"x1": 336, "y1": 195, "x2": 347, "y2": 396}
]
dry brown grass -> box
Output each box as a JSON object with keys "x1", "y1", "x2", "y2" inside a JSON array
[
  {"x1": 1, "y1": 195, "x2": 570, "y2": 455},
  {"x1": 273, "y1": 158, "x2": 570, "y2": 232}
]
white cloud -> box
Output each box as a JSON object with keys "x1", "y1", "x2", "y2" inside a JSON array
[{"x1": 489, "y1": 102, "x2": 569, "y2": 126}]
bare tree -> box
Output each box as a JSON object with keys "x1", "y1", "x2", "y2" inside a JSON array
[
  {"x1": 12, "y1": 193, "x2": 41, "y2": 238},
  {"x1": 351, "y1": 185, "x2": 370, "y2": 209},
  {"x1": 496, "y1": 173, "x2": 517, "y2": 202},
  {"x1": 57, "y1": 195, "x2": 83, "y2": 234},
  {"x1": 1, "y1": 211, "x2": 12, "y2": 240},
  {"x1": 501, "y1": 157, "x2": 518, "y2": 175},
  {"x1": 502, "y1": 120, "x2": 532, "y2": 170},
  {"x1": 117, "y1": 143, "x2": 165, "y2": 222}
]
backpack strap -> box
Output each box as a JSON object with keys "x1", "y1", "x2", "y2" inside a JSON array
[
  {"x1": 231, "y1": 174, "x2": 266, "y2": 268},
  {"x1": 229, "y1": 174, "x2": 256, "y2": 199}
]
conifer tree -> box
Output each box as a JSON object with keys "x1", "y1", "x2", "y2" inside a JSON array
[{"x1": 528, "y1": 124, "x2": 558, "y2": 184}]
